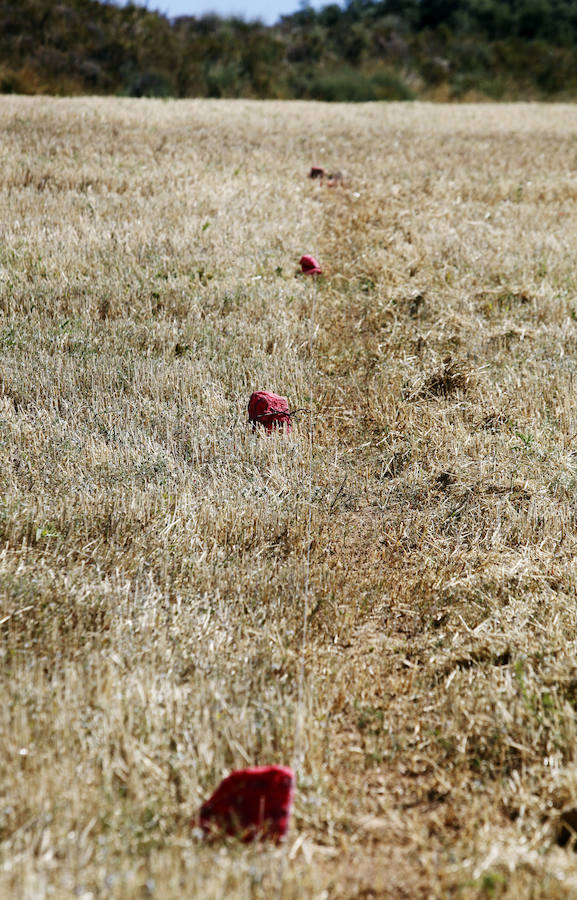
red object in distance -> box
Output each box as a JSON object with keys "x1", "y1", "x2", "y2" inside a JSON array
[
  {"x1": 309, "y1": 166, "x2": 326, "y2": 179},
  {"x1": 198, "y1": 765, "x2": 295, "y2": 842},
  {"x1": 299, "y1": 254, "x2": 323, "y2": 276},
  {"x1": 248, "y1": 391, "x2": 292, "y2": 433}
]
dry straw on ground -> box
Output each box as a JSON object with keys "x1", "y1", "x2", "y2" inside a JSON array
[{"x1": 2, "y1": 97, "x2": 577, "y2": 897}]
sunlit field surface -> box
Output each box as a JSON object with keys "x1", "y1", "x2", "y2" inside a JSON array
[{"x1": 3, "y1": 97, "x2": 577, "y2": 898}]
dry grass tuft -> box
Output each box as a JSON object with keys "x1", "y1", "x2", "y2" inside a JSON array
[{"x1": 2, "y1": 97, "x2": 577, "y2": 897}]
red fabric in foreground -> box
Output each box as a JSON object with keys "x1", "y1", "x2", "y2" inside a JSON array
[
  {"x1": 299, "y1": 254, "x2": 323, "y2": 276},
  {"x1": 248, "y1": 391, "x2": 292, "y2": 433},
  {"x1": 198, "y1": 765, "x2": 295, "y2": 842}
]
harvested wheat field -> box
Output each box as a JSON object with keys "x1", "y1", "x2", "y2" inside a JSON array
[{"x1": 3, "y1": 97, "x2": 577, "y2": 898}]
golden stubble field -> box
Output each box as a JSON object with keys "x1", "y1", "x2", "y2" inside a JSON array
[{"x1": 2, "y1": 96, "x2": 577, "y2": 898}]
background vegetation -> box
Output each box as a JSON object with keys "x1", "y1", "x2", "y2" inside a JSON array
[
  {"x1": 3, "y1": 95, "x2": 577, "y2": 897},
  {"x1": 3, "y1": 0, "x2": 577, "y2": 100}
]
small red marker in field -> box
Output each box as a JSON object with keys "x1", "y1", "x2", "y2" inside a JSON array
[
  {"x1": 248, "y1": 391, "x2": 292, "y2": 433},
  {"x1": 299, "y1": 254, "x2": 323, "y2": 276},
  {"x1": 197, "y1": 765, "x2": 295, "y2": 842},
  {"x1": 309, "y1": 166, "x2": 326, "y2": 179}
]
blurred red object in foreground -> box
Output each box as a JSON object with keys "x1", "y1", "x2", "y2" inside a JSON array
[
  {"x1": 299, "y1": 254, "x2": 323, "y2": 276},
  {"x1": 309, "y1": 165, "x2": 326, "y2": 179},
  {"x1": 248, "y1": 391, "x2": 292, "y2": 433},
  {"x1": 198, "y1": 765, "x2": 295, "y2": 842}
]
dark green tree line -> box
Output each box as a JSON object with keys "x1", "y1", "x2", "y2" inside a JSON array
[{"x1": 1, "y1": 0, "x2": 577, "y2": 99}]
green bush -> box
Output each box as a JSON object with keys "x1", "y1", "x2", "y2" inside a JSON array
[
  {"x1": 0, "y1": 68, "x2": 24, "y2": 94},
  {"x1": 309, "y1": 67, "x2": 414, "y2": 101},
  {"x1": 450, "y1": 73, "x2": 507, "y2": 99},
  {"x1": 120, "y1": 71, "x2": 173, "y2": 98},
  {"x1": 371, "y1": 69, "x2": 415, "y2": 99},
  {"x1": 205, "y1": 62, "x2": 244, "y2": 98}
]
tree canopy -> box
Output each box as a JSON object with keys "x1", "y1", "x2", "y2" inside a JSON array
[{"x1": 1, "y1": 0, "x2": 577, "y2": 99}]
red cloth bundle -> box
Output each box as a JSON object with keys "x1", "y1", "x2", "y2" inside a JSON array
[
  {"x1": 198, "y1": 765, "x2": 295, "y2": 842},
  {"x1": 248, "y1": 390, "x2": 292, "y2": 433},
  {"x1": 299, "y1": 254, "x2": 323, "y2": 276}
]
